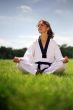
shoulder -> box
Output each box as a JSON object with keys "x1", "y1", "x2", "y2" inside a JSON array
[
  {"x1": 31, "y1": 39, "x2": 38, "y2": 46},
  {"x1": 49, "y1": 39, "x2": 60, "y2": 48},
  {"x1": 50, "y1": 38, "x2": 57, "y2": 45}
]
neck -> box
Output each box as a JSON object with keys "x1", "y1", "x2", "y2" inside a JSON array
[{"x1": 40, "y1": 33, "x2": 48, "y2": 41}]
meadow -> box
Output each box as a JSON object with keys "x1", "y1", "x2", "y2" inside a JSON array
[{"x1": 0, "y1": 59, "x2": 73, "y2": 110}]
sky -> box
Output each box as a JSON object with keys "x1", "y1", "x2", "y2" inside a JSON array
[{"x1": 0, "y1": 0, "x2": 73, "y2": 49}]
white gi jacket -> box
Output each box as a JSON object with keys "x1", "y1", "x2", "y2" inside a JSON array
[
  {"x1": 18, "y1": 38, "x2": 65, "y2": 74},
  {"x1": 24, "y1": 38, "x2": 63, "y2": 63}
]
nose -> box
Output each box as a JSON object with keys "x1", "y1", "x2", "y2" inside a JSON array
[
  {"x1": 38, "y1": 25, "x2": 41, "y2": 28},
  {"x1": 38, "y1": 26, "x2": 42, "y2": 31},
  {"x1": 38, "y1": 24, "x2": 43, "y2": 29}
]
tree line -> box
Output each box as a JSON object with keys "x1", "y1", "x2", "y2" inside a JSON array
[
  {"x1": 0, "y1": 46, "x2": 27, "y2": 59},
  {"x1": 0, "y1": 44, "x2": 73, "y2": 59},
  {"x1": 60, "y1": 44, "x2": 73, "y2": 58}
]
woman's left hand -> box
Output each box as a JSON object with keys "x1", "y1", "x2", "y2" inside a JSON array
[{"x1": 63, "y1": 56, "x2": 69, "y2": 63}]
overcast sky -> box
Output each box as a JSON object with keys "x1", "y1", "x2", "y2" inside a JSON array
[{"x1": 0, "y1": 0, "x2": 73, "y2": 48}]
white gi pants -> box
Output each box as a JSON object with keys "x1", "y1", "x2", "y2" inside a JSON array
[{"x1": 17, "y1": 59, "x2": 65, "y2": 75}]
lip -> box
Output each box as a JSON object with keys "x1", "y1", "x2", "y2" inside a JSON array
[{"x1": 38, "y1": 27, "x2": 42, "y2": 30}]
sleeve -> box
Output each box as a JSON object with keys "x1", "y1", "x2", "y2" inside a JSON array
[
  {"x1": 54, "y1": 40, "x2": 64, "y2": 61},
  {"x1": 23, "y1": 41, "x2": 36, "y2": 63}
]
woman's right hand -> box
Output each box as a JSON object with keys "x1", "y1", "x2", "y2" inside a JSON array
[{"x1": 13, "y1": 56, "x2": 21, "y2": 63}]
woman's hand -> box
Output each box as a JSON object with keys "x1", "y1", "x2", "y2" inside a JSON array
[
  {"x1": 13, "y1": 56, "x2": 21, "y2": 63},
  {"x1": 63, "y1": 56, "x2": 69, "y2": 63}
]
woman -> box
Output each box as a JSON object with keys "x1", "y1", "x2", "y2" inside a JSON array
[{"x1": 13, "y1": 20, "x2": 68, "y2": 74}]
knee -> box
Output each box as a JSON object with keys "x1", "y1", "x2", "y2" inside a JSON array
[
  {"x1": 59, "y1": 61, "x2": 65, "y2": 68},
  {"x1": 55, "y1": 61, "x2": 65, "y2": 73}
]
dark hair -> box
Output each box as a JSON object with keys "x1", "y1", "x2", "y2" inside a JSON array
[{"x1": 38, "y1": 20, "x2": 54, "y2": 38}]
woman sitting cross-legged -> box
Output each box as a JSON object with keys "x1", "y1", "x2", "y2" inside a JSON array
[{"x1": 13, "y1": 20, "x2": 68, "y2": 75}]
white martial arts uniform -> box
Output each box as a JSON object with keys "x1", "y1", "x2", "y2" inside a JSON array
[{"x1": 17, "y1": 38, "x2": 65, "y2": 74}]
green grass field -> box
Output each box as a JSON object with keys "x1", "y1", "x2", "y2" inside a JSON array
[{"x1": 0, "y1": 59, "x2": 73, "y2": 110}]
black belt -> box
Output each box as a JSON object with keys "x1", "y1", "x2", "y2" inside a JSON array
[{"x1": 35, "y1": 61, "x2": 52, "y2": 75}]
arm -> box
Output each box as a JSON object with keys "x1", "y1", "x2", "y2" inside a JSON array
[
  {"x1": 13, "y1": 41, "x2": 36, "y2": 63},
  {"x1": 23, "y1": 42, "x2": 35, "y2": 63},
  {"x1": 54, "y1": 41, "x2": 68, "y2": 63}
]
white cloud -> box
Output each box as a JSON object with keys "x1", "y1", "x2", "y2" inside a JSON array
[
  {"x1": 55, "y1": 9, "x2": 63, "y2": 15},
  {"x1": 17, "y1": 5, "x2": 32, "y2": 13},
  {"x1": 55, "y1": 9, "x2": 73, "y2": 17},
  {"x1": 0, "y1": 34, "x2": 73, "y2": 49},
  {"x1": 15, "y1": 35, "x2": 37, "y2": 48},
  {"x1": 56, "y1": 0, "x2": 69, "y2": 3},
  {"x1": 32, "y1": 0, "x2": 41, "y2": 3},
  {"x1": 54, "y1": 34, "x2": 73, "y2": 46},
  {"x1": 0, "y1": 38, "x2": 12, "y2": 47},
  {"x1": 0, "y1": 35, "x2": 38, "y2": 49},
  {"x1": 0, "y1": 15, "x2": 34, "y2": 24},
  {"x1": 0, "y1": 37, "x2": 29, "y2": 49}
]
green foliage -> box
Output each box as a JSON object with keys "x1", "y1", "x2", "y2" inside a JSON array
[
  {"x1": 0, "y1": 60, "x2": 73, "y2": 110},
  {"x1": 0, "y1": 46, "x2": 27, "y2": 59},
  {"x1": 60, "y1": 45, "x2": 73, "y2": 58},
  {"x1": 0, "y1": 47, "x2": 13, "y2": 59}
]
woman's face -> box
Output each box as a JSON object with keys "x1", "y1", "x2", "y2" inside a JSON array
[{"x1": 37, "y1": 21, "x2": 49, "y2": 34}]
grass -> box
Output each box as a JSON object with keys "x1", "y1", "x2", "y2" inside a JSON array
[{"x1": 0, "y1": 59, "x2": 73, "y2": 110}]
